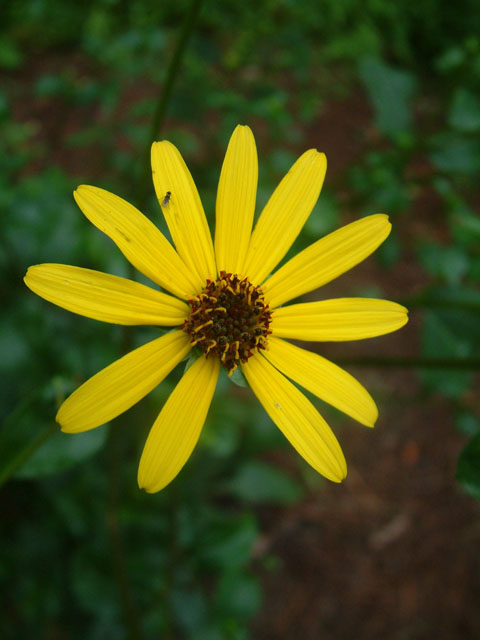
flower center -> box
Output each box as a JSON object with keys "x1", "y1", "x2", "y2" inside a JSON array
[{"x1": 182, "y1": 271, "x2": 272, "y2": 375}]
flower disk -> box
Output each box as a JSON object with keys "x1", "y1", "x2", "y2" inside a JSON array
[{"x1": 182, "y1": 271, "x2": 272, "y2": 375}]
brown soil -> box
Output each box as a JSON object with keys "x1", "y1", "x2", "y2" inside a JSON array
[{"x1": 252, "y1": 384, "x2": 480, "y2": 639}]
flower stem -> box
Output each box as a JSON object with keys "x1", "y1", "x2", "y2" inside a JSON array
[
  {"x1": 399, "y1": 293, "x2": 480, "y2": 312},
  {"x1": 135, "y1": 0, "x2": 205, "y2": 213},
  {"x1": 337, "y1": 356, "x2": 480, "y2": 369},
  {"x1": 0, "y1": 422, "x2": 57, "y2": 490},
  {"x1": 107, "y1": 421, "x2": 143, "y2": 640}
]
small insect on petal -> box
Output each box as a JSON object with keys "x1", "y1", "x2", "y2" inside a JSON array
[{"x1": 162, "y1": 191, "x2": 171, "y2": 207}]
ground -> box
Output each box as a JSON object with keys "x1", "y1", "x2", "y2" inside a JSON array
[{"x1": 253, "y1": 386, "x2": 480, "y2": 639}]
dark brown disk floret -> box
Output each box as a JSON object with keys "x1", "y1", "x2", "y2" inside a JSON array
[{"x1": 182, "y1": 271, "x2": 272, "y2": 375}]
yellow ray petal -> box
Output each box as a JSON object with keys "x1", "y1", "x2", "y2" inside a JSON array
[
  {"x1": 272, "y1": 298, "x2": 408, "y2": 341},
  {"x1": 263, "y1": 214, "x2": 391, "y2": 308},
  {"x1": 25, "y1": 264, "x2": 189, "y2": 326},
  {"x1": 242, "y1": 354, "x2": 346, "y2": 482},
  {"x1": 243, "y1": 149, "x2": 327, "y2": 285},
  {"x1": 264, "y1": 336, "x2": 378, "y2": 427},
  {"x1": 74, "y1": 185, "x2": 197, "y2": 299},
  {"x1": 215, "y1": 125, "x2": 258, "y2": 275},
  {"x1": 138, "y1": 355, "x2": 219, "y2": 493},
  {"x1": 57, "y1": 331, "x2": 191, "y2": 433},
  {"x1": 151, "y1": 141, "x2": 216, "y2": 287}
]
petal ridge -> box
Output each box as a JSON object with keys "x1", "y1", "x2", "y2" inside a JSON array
[
  {"x1": 244, "y1": 149, "x2": 327, "y2": 285},
  {"x1": 151, "y1": 141, "x2": 216, "y2": 286},
  {"x1": 263, "y1": 214, "x2": 391, "y2": 308},
  {"x1": 264, "y1": 336, "x2": 378, "y2": 427},
  {"x1": 74, "y1": 185, "x2": 197, "y2": 299},
  {"x1": 57, "y1": 331, "x2": 191, "y2": 433},
  {"x1": 25, "y1": 264, "x2": 189, "y2": 326},
  {"x1": 215, "y1": 125, "x2": 258, "y2": 275},
  {"x1": 242, "y1": 354, "x2": 346, "y2": 482},
  {"x1": 138, "y1": 355, "x2": 219, "y2": 492},
  {"x1": 271, "y1": 298, "x2": 408, "y2": 341}
]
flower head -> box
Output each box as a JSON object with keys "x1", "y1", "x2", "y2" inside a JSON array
[{"x1": 25, "y1": 126, "x2": 408, "y2": 492}]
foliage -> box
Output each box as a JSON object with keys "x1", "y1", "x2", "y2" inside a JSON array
[{"x1": 1, "y1": 0, "x2": 480, "y2": 638}]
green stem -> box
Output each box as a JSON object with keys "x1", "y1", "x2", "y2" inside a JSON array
[
  {"x1": 106, "y1": 422, "x2": 143, "y2": 640},
  {"x1": 135, "y1": 0, "x2": 205, "y2": 213},
  {"x1": 0, "y1": 422, "x2": 57, "y2": 490},
  {"x1": 162, "y1": 484, "x2": 180, "y2": 639},
  {"x1": 337, "y1": 356, "x2": 480, "y2": 369},
  {"x1": 398, "y1": 293, "x2": 480, "y2": 312}
]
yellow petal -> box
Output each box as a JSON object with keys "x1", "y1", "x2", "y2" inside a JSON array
[
  {"x1": 74, "y1": 185, "x2": 197, "y2": 300},
  {"x1": 272, "y1": 298, "x2": 408, "y2": 341},
  {"x1": 264, "y1": 336, "x2": 378, "y2": 427},
  {"x1": 25, "y1": 264, "x2": 189, "y2": 326},
  {"x1": 242, "y1": 354, "x2": 346, "y2": 482},
  {"x1": 151, "y1": 141, "x2": 216, "y2": 287},
  {"x1": 215, "y1": 125, "x2": 258, "y2": 275},
  {"x1": 243, "y1": 149, "x2": 327, "y2": 285},
  {"x1": 263, "y1": 214, "x2": 391, "y2": 308},
  {"x1": 138, "y1": 355, "x2": 219, "y2": 493},
  {"x1": 57, "y1": 331, "x2": 191, "y2": 432}
]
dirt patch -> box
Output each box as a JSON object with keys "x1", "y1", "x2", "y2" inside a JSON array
[{"x1": 252, "y1": 387, "x2": 480, "y2": 639}]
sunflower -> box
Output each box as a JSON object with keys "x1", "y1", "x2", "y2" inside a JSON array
[{"x1": 24, "y1": 125, "x2": 408, "y2": 492}]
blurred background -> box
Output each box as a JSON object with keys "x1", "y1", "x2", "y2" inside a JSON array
[{"x1": 1, "y1": 1, "x2": 480, "y2": 638}]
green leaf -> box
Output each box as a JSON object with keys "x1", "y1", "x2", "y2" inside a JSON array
[
  {"x1": 215, "y1": 570, "x2": 262, "y2": 619},
  {"x1": 198, "y1": 514, "x2": 258, "y2": 570},
  {"x1": 450, "y1": 205, "x2": 480, "y2": 248},
  {"x1": 171, "y1": 585, "x2": 209, "y2": 635},
  {"x1": 435, "y1": 47, "x2": 465, "y2": 73},
  {"x1": 430, "y1": 133, "x2": 480, "y2": 175},
  {"x1": 456, "y1": 433, "x2": 480, "y2": 500},
  {"x1": 15, "y1": 427, "x2": 108, "y2": 479},
  {"x1": 377, "y1": 231, "x2": 402, "y2": 267},
  {"x1": 304, "y1": 193, "x2": 339, "y2": 239},
  {"x1": 184, "y1": 348, "x2": 201, "y2": 373},
  {"x1": 455, "y1": 410, "x2": 480, "y2": 436},
  {"x1": 34, "y1": 73, "x2": 70, "y2": 98},
  {"x1": 420, "y1": 284, "x2": 480, "y2": 308},
  {"x1": 201, "y1": 393, "x2": 243, "y2": 458},
  {"x1": 0, "y1": 37, "x2": 23, "y2": 69},
  {"x1": 226, "y1": 460, "x2": 302, "y2": 504},
  {"x1": 72, "y1": 545, "x2": 122, "y2": 634},
  {"x1": 417, "y1": 242, "x2": 469, "y2": 285},
  {"x1": 448, "y1": 88, "x2": 480, "y2": 133},
  {"x1": 230, "y1": 366, "x2": 248, "y2": 388},
  {"x1": 358, "y1": 57, "x2": 416, "y2": 136},
  {"x1": 420, "y1": 311, "x2": 474, "y2": 397}
]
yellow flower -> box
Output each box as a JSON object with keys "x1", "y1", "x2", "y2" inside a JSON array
[{"x1": 24, "y1": 126, "x2": 408, "y2": 493}]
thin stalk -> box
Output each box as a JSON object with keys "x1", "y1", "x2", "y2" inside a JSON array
[
  {"x1": 398, "y1": 293, "x2": 480, "y2": 312},
  {"x1": 0, "y1": 422, "x2": 57, "y2": 490},
  {"x1": 135, "y1": 0, "x2": 205, "y2": 213},
  {"x1": 162, "y1": 483, "x2": 181, "y2": 639},
  {"x1": 106, "y1": 422, "x2": 143, "y2": 640},
  {"x1": 336, "y1": 356, "x2": 480, "y2": 369}
]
